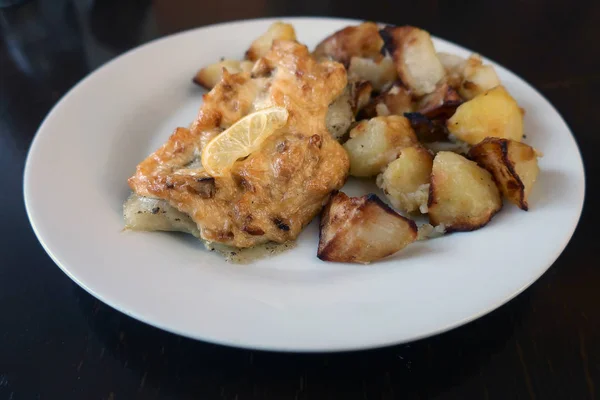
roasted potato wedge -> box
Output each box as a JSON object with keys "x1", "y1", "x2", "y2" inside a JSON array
[
  {"x1": 417, "y1": 83, "x2": 463, "y2": 120},
  {"x1": 447, "y1": 85, "x2": 523, "y2": 145},
  {"x1": 313, "y1": 22, "x2": 384, "y2": 65},
  {"x1": 428, "y1": 151, "x2": 502, "y2": 231},
  {"x1": 318, "y1": 192, "x2": 418, "y2": 264},
  {"x1": 468, "y1": 138, "x2": 540, "y2": 210},
  {"x1": 459, "y1": 55, "x2": 501, "y2": 100},
  {"x1": 348, "y1": 56, "x2": 397, "y2": 91},
  {"x1": 380, "y1": 26, "x2": 446, "y2": 96},
  {"x1": 360, "y1": 83, "x2": 413, "y2": 119},
  {"x1": 193, "y1": 59, "x2": 254, "y2": 90},
  {"x1": 245, "y1": 22, "x2": 297, "y2": 61},
  {"x1": 349, "y1": 79, "x2": 373, "y2": 114},
  {"x1": 437, "y1": 53, "x2": 500, "y2": 98},
  {"x1": 326, "y1": 80, "x2": 374, "y2": 141},
  {"x1": 343, "y1": 115, "x2": 418, "y2": 177},
  {"x1": 437, "y1": 52, "x2": 466, "y2": 88},
  {"x1": 377, "y1": 146, "x2": 433, "y2": 214}
]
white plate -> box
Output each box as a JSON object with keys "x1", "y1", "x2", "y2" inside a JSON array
[{"x1": 24, "y1": 17, "x2": 585, "y2": 352}]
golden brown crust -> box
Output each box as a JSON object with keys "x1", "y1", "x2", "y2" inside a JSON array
[
  {"x1": 468, "y1": 138, "x2": 539, "y2": 210},
  {"x1": 129, "y1": 40, "x2": 350, "y2": 248},
  {"x1": 313, "y1": 22, "x2": 384, "y2": 66}
]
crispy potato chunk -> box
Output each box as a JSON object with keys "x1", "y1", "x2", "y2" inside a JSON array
[
  {"x1": 349, "y1": 79, "x2": 373, "y2": 114},
  {"x1": 193, "y1": 60, "x2": 254, "y2": 90},
  {"x1": 437, "y1": 52, "x2": 466, "y2": 88},
  {"x1": 468, "y1": 138, "x2": 540, "y2": 210},
  {"x1": 459, "y1": 55, "x2": 501, "y2": 100},
  {"x1": 428, "y1": 151, "x2": 502, "y2": 231},
  {"x1": 417, "y1": 83, "x2": 463, "y2": 120},
  {"x1": 348, "y1": 56, "x2": 397, "y2": 91},
  {"x1": 318, "y1": 192, "x2": 418, "y2": 264},
  {"x1": 447, "y1": 86, "x2": 523, "y2": 145},
  {"x1": 380, "y1": 26, "x2": 446, "y2": 96},
  {"x1": 343, "y1": 116, "x2": 418, "y2": 177},
  {"x1": 326, "y1": 80, "x2": 374, "y2": 142},
  {"x1": 245, "y1": 22, "x2": 297, "y2": 61},
  {"x1": 360, "y1": 83, "x2": 414, "y2": 119},
  {"x1": 377, "y1": 146, "x2": 433, "y2": 213},
  {"x1": 437, "y1": 53, "x2": 500, "y2": 98},
  {"x1": 313, "y1": 22, "x2": 384, "y2": 65}
]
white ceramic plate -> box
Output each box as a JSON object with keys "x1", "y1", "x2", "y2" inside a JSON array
[{"x1": 24, "y1": 17, "x2": 585, "y2": 352}]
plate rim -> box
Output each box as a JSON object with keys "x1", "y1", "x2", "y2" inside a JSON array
[{"x1": 23, "y1": 16, "x2": 586, "y2": 352}]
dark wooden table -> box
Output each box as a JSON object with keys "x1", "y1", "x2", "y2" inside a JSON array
[{"x1": 1, "y1": 0, "x2": 598, "y2": 399}]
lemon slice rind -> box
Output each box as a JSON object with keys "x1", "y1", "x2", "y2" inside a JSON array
[{"x1": 201, "y1": 107, "x2": 289, "y2": 177}]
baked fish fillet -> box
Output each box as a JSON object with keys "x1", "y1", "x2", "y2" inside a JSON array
[{"x1": 127, "y1": 40, "x2": 350, "y2": 248}]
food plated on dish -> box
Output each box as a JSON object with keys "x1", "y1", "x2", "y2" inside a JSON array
[
  {"x1": 124, "y1": 22, "x2": 539, "y2": 263},
  {"x1": 24, "y1": 17, "x2": 583, "y2": 351},
  {"x1": 124, "y1": 21, "x2": 540, "y2": 264}
]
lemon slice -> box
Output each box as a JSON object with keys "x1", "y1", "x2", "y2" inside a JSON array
[{"x1": 201, "y1": 107, "x2": 289, "y2": 176}]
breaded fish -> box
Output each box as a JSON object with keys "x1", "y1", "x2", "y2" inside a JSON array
[{"x1": 128, "y1": 40, "x2": 350, "y2": 248}]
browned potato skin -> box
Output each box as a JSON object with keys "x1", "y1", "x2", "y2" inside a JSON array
[
  {"x1": 359, "y1": 83, "x2": 414, "y2": 119},
  {"x1": 404, "y1": 113, "x2": 449, "y2": 143},
  {"x1": 468, "y1": 138, "x2": 539, "y2": 211},
  {"x1": 380, "y1": 26, "x2": 446, "y2": 96},
  {"x1": 318, "y1": 192, "x2": 418, "y2": 264},
  {"x1": 428, "y1": 151, "x2": 502, "y2": 231},
  {"x1": 313, "y1": 22, "x2": 384, "y2": 66},
  {"x1": 349, "y1": 80, "x2": 373, "y2": 114},
  {"x1": 417, "y1": 83, "x2": 463, "y2": 120}
]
